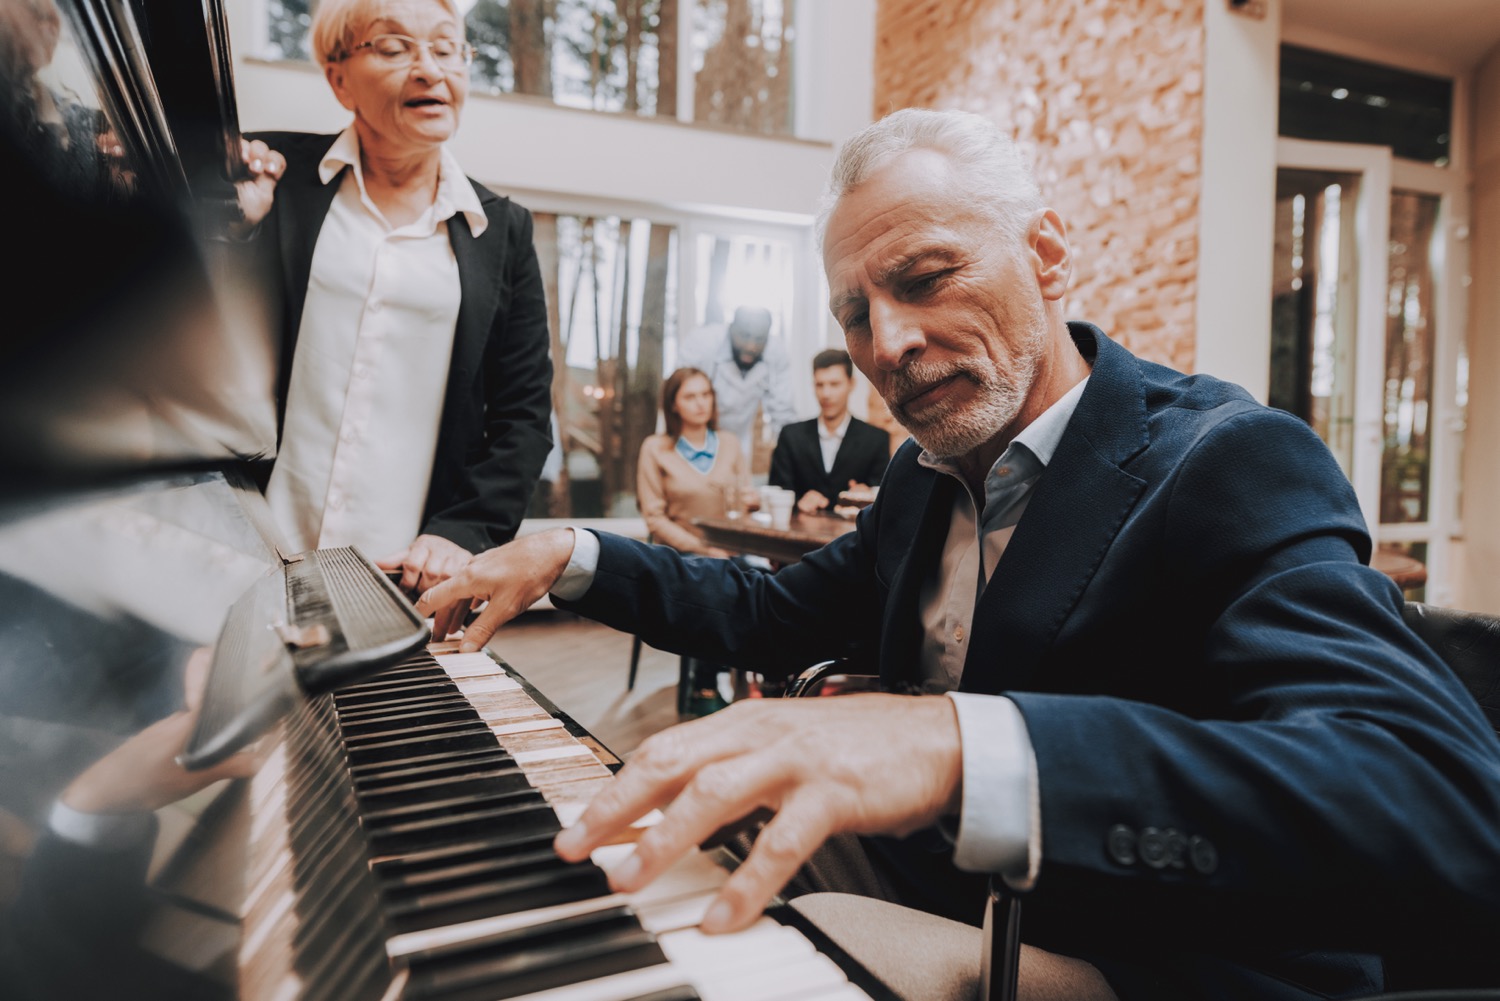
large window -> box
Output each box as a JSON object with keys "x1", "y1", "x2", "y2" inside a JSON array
[
  {"x1": 262, "y1": 0, "x2": 798, "y2": 136},
  {"x1": 531, "y1": 211, "x2": 679, "y2": 519}
]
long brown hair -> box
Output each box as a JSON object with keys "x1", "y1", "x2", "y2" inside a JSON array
[{"x1": 661, "y1": 367, "x2": 717, "y2": 439}]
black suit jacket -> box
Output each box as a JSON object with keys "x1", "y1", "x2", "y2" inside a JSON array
[
  {"x1": 247, "y1": 132, "x2": 553, "y2": 553},
  {"x1": 560, "y1": 323, "x2": 1500, "y2": 998},
  {"x1": 768, "y1": 416, "x2": 890, "y2": 503}
]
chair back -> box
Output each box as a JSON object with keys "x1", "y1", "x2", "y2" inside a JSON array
[
  {"x1": 1378, "y1": 602, "x2": 1500, "y2": 995},
  {"x1": 1402, "y1": 601, "x2": 1500, "y2": 735}
]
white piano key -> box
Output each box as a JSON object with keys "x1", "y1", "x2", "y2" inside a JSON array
[
  {"x1": 490, "y1": 717, "x2": 569, "y2": 736},
  {"x1": 434, "y1": 652, "x2": 508, "y2": 676},
  {"x1": 513, "y1": 744, "x2": 600, "y2": 765},
  {"x1": 453, "y1": 675, "x2": 522, "y2": 694},
  {"x1": 501, "y1": 962, "x2": 693, "y2": 1001},
  {"x1": 694, "y1": 952, "x2": 850, "y2": 1001}
]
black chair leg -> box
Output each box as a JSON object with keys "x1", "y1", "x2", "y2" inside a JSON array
[
  {"x1": 627, "y1": 634, "x2": 642, "y2": 690},
  {"x1": 982, "y1": 878, "x2": 1022, "y2": 1001},
  {"x1": 678, "y1": 655, "x2": 695, "y2": 715}
]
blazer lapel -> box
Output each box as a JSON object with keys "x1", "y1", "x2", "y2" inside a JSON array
[
  {"x1": 278, "y1": 146, "x2": 341, "y2": 351},
  {"x1": 879, "y1": 468, "x2": 958, "y2": 693},
  {"x1": 958, "y1": 324, "x2": 1150, "y2": 695},
  {"x1": 444, "y1": 185, "x2": 503, "y2": 411},
  {"x1": 272, "y1": 138, "x2": 341, "y2": 435}
]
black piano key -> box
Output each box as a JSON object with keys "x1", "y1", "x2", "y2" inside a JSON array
[
  {"x1": 371, "y1": 828, "x2": 558, "y2": 874},
  {"x1": 384, "y1": 859, "x2": 613, "y2": 935},
  {"x1": 349, "y1": 756, "x2": 525, "y2": 792},
  {"x1": 377, "y1": 842, "x2": 561, "y2": 889},
  {"x1": 337, "y1": 706, "x2": 484, "y2": 736},
  {"x1": 335, "y1": 684, "x2": 464, "y2": 710},
  {"x1": 361, "y1": 785, "x2": 544, "y2": 825},
  {"x1": 297, "y1": 894, "x2": 393, "y2": 1001},
  {"x1": 367, "y1": 799, "x2": 560, "y2": 856},
  {"x1": 337, "y1": 672, "x2": 453, "y2": 696},
  {"x1": 345, "y1": 731, "x2": 500, "y2": 766},
  {"x1": 404, "y1": 906, "x2": 668, "y2": 1001},
  {"x1": 341, "y1": 719, "x2": 492, "y2": 746},
  {"x1": 337, "y1": 692, "x2": 473, "y2": 719},
  {"x1": 348, "y1": 742, "x2": 513, "y2": 780}
]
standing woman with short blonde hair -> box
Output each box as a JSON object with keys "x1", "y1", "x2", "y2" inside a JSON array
[{"x1": 235, "y1": 0, "x2": 552, "y2": 640}]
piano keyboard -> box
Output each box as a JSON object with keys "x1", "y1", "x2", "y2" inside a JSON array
[{"x1": 240, "y1": 647, "x2": 894, "y2": 1001}]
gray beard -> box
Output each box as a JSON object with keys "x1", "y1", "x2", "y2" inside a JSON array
[{"x1": 888, "y1": 361, "x2": 1030, "y2": 460}]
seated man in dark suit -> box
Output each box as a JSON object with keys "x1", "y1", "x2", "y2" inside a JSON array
[
  {"x1": 769, "y1": 348, "x2": 891, "y2": 514},
  {"x1": 420, "y1": 108, "x2": 1500, "y2": 1000}
]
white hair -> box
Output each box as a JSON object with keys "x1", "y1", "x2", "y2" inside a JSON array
[{"x1": 816, "y1": 108, "x2": 1043, "y2": 246}]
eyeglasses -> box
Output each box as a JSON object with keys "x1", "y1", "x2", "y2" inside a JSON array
[{"x1": 351, "y1": 33, "x2": 474, "y2": 69}]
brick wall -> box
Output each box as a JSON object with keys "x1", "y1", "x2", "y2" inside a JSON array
[{"x1": 870, "y1": 0, "x2": 1205, "y2": 374}]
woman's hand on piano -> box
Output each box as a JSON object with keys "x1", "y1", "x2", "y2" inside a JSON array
[
  {"x1": 234, "y1": 137, "x2": 285, "y2": 229},
  {"x1": 416, "y1": 527, "x2": 578, "y2": 651},
  {"x1": 383, "y1": 534, "x2": 477, "y2": 641},
  {"x1": 553, "y1": 694, "x2": 964, "y2": 934}
]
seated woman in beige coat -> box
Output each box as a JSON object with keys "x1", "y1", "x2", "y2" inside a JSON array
[{"x1": 636, "y1": 367, "x2": 756, "y2": 714}]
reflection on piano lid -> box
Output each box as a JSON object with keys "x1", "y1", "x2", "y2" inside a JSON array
[{"x1": 2, "y1": 0, "x2": 276, "y2": 496}]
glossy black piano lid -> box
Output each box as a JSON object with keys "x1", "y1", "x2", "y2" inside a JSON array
[{"x1": 0, "y1": 1, "x2": 281, "y2": 997}]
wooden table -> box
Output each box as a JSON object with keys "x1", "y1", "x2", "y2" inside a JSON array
[
  {"x1": 1372, "y1": 548, "x2": 1428, "y2": 591},
  {"x1": 699, "y1": 516, "x2": 1430, "y2": 592},
  {"x1": 693, "y1": 511, "x2": 857, "y2": 565}
]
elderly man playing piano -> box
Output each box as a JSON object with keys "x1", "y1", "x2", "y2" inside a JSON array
[{"x1": 419, "y1": 109, "x2": 1500, "y2": 1001}]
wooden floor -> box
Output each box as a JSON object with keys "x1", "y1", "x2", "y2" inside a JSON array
[{"x1": 484, "y1": 609, "x2": 685, "y2": 759}]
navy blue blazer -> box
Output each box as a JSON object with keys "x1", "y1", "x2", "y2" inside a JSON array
[
  {"x1": 247, "y1": 131, "x2": 553, "y2": 553},
  {"x1": 560, "y1": 323, "x2": 1500, "y2": 996},
  {"x1": 768, "y1": 415, "x2": 890, "y2": 503}
]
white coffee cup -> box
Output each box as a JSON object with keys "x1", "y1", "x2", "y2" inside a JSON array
[{"x1": 768, "y1": 490, "x2": 795, "y2": 529}]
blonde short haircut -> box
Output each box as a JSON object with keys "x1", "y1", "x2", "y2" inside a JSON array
[{"x1": 309, "y1": 0, "x2": 463, "y2": 66}]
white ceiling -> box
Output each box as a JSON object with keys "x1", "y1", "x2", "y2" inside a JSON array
[{"x1": 1282, "y1": 0, "x2": 1500, "y2": 72}]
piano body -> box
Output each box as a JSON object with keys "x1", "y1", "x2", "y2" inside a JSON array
[{"x1": 0, "y1": 4, "x2": 895, "y2": 1000}]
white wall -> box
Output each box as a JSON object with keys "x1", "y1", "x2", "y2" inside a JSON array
[
  {"x1": 1460, "y1": 43, "x2": 1500, "y2": 613},
  {"x1": 1194, "y1": 0, "x2": 1282, "y2": 393}
]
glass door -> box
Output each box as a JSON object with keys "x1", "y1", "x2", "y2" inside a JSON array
[{"x1": 1271, "y1": 139, "x2": 1468, "y2": 601}]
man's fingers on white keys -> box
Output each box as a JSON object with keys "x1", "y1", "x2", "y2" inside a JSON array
[
  {"x1": 433, "y1": 597, "x2": 471, "y2": 643},
  {"x1": 603, "y1": 754, "x2": 783, "y2": 893},
  {"x1": 553, "y1": 727, "x2": 712, "y2": 863},
  {"x1": 455, "y1": 596, "x2": 530, "y2": 653},
  {"x1": 700, "y1": 797, "x2": 837, "y2": 933}
]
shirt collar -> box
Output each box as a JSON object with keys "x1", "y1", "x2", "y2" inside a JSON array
[
  {"x1": 918, "y1": 376, "x2": 1090, "y2": 481},
  {"x1": 817, "y1": 414, "x2": 852, "y2": 443},
  {"x1": 676, "y1": 429, "x2": 718, "y2": 461},
  {"x1": 318, "y1": 127, "x2": 488, "y2": 236}
]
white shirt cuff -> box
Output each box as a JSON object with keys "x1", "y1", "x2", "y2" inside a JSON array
[
  {"x1": 49, "y1": 799, "x2": 154, "y2": 851},
  {"x1": 944, "y1": 691, "x2": 1041, "y2": 891},
  {"x1": 549, "y1": 527, "x2": 599, "y2": 601}
]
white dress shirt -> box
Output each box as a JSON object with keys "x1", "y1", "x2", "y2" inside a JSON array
[
  {"x1": 266, "y1": 128, "x2": 486, "y2": 558},
  {"x1": 818, "y1": 414, "x2": 852, "y2": 473},
  {"x1": 918, "y1": 376, "x2": 1088, "y2": 887},
  {"x1": 552, "y1": 377, "x2": 1091, "y2": 889}
]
